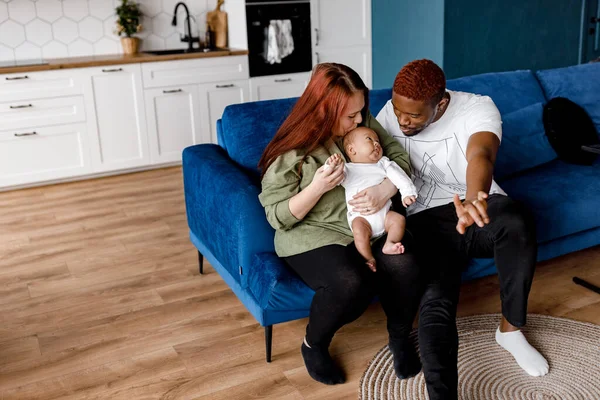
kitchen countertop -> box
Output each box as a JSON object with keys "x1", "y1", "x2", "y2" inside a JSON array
[{"x1": 0, "y1": 48, "x2": 249, "y2": 75}]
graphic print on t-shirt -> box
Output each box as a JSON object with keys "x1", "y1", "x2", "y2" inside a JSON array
[{"x1": 394, "y1": 133, "x2": 468, "y2": 209}]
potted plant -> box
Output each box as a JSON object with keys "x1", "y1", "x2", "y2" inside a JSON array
[{"x1": 115, "y1": 0, "x2": 143, "y2": 55}]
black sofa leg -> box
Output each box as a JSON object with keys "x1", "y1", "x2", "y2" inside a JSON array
[
  {"x1": 265, "y1": 325, "x2": 272, "y2": 363},
  {"x1": 198, "y1": 251, "x2": 204, "y2": 275},
  {"x1": 573, "y1": 276, "x2": 600, "y2": 295}
]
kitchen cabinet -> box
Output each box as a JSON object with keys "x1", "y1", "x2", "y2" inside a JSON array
[
  {"x1": 311, "y1": 0, "x2": 371, "y2": 48},
  {"x1": 84, "y1": 64, "x2": 150, "y2": 172},
  {"x1": 198, "y1": 79, "x2": 250, "y2": 144},
  {"x1": 0, "y1": 123, "x2": 92, "y2": 188},
  {"x1": 311, "y1": 0, "x2": 372, "y2": 87},
  {"x1": 249, "y1": 72, "x2": 310, "y2": 101},
  {"x1": 314, "y1": 47, "x2": 371, "y2": 89},
  {"x1": 0, "y1": 55, "x2": 250, "y2": 190},
  {"x1": 145, "y1": 85, "x2": 204, "y2": 164}
]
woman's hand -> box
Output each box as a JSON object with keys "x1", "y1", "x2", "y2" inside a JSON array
[
  {"x1": 309, "y1": 158, "x2": 344, "y2": 196},
  {"x1": 348, "y1": 178, "x2": 397, "y2": 215}
]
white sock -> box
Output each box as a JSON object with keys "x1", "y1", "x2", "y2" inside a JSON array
[{"x1": 495, "y1": 327, "x2": 549, "y2": 377}]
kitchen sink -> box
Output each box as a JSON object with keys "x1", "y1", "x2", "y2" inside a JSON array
[{"x1": 144, "y1": 48, "x2": 229, "y2": 56}]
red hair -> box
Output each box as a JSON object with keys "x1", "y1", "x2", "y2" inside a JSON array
[
  {"x1": 258, "y1": 63, "x2": 368, "y2": 177},
  {"x1": 393, "y1": 59, "x2": 446, "y2": 104}
]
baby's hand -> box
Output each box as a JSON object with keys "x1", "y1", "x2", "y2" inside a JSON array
[
  {"x1": 324, "y1": 153, "x2": 343, "y2": 170},
  {"x1": 402, "y1": 195, "x2": 417, "y2": 208}
]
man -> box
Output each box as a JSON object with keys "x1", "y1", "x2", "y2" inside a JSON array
[{"x1": 376, "y1": 59, "x2": 548, "y2": 399}]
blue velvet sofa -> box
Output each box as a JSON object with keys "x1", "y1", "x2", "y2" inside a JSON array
[{"x1": 182, "y1": 63, "x2": 600, "y2": 362}]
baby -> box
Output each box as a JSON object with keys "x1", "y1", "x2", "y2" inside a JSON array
[{"x1": 325, "y1": 127, "x2": 417, "y2": 271}]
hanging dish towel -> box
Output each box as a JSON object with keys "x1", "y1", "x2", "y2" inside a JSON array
[{"x1": 266, "y1": 19, "x2": 294, "y2": 64}]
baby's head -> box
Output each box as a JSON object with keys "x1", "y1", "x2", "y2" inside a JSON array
[{"x1": 343, "y1": 127, "x2": 383, "y2": 163}]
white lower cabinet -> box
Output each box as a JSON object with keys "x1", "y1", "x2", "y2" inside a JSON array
[
  {"x1": 145, "y1": 85, "x2": 204, "y2": 164},
  {"x1": 0, "y1": 56, "x2": 252, "y2": 189},
  {"x1": 314, "y1": 46, "x2": 372, "y2": 88},
  {"x1": 0, "y1": 123, "x2": 92, "y2": 187},
  {"x1": 249, "y1": 72, "x2": 311, "y2": 101},
  {"x1": 85, "y1": 64, "x2": 150, "y2": 172},
  {"x1": 198, "y1": 79, "x2": 250, "y2": 144}
]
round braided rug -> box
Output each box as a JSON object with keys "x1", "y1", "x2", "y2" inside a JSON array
[{"x1": 359, "y1": 314, "x2": 600, "y2": 400}]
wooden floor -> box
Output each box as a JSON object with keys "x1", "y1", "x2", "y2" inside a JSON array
[{"x1": 0, "y1": 167, "x2": 599, "y2": 400}]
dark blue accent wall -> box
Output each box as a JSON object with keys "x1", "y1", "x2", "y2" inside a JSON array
[
  {"x1": 372, "y1": 0, "x2": 585, "y2": 84},
  {"x1": 443, "y1": 0, "x2": 584, "y2": 78},
  {"x1": 372, "y1": 0, "x2": 444, "y2": 89}
]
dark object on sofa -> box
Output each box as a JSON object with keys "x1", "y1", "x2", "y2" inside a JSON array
[{"x1": 543, "y1": 97, "x2": 599, "y2": 165}]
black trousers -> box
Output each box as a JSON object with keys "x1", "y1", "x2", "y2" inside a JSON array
[
  {"x1": 408, "y1": 194, "x2": 537, "y2": 400},
  {"x1": 284, "y1": 232, "x2": 424, "y2": 349}
]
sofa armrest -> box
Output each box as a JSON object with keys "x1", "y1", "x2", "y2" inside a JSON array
[{"x1": 182, "y1": 144, "x2": 276, "y2": 288}]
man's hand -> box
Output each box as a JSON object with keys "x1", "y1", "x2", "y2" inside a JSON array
[{"x1": 453, "y1": 191, "x2": 490, "y2": 234}]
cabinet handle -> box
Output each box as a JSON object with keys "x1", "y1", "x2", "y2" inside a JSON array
[
  {"x1": 315, "y1": 52, "x2": 320, "y2": 64},
  {"x1": 9, "y1": 104, "x2": 33, "y2": 109},
  {"x1": 315, "y1": 28, "x2": 319, "y2": 46},
  {"x1": 5, "y1": 75, "x2": 29, "y2": 81},
  {"x1": 102, "y1": 68, "x2": 123, "y2": 73},
  {"x1": 216, "y1": 84, "x2": 235, "y2": 88},
  {"x1": 14, "y1": 131, "x2": 38, "y2": 137},
  {"x1": 274, "y1": 78, "x2": 292, "y2": 83},
  {"x1": 163, "y1": 89, "x2": 183, "y2": 94}
]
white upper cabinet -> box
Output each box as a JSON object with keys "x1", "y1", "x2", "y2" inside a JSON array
[
  {"x1": 198, "y1": 80, "x2": 250, "y2": 144},
  {"x1": 249, "y1": 72, "x2": 311, "y2": 101},
  {"x1": 145, "y1": 85, "x2": 204, "y2": 164},
  {"x1": 311, "y1": 0, "x2": 372, "y2": 87},
  {"x1": 311, "y1": 0, "x2": 371, "y2": 48},
  {"x1": 84, "y1": 64, "x2": 150, "y2": 172}
]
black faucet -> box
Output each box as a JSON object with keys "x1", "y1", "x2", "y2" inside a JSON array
[{"x1": 172, "y1": 2, "x2": 198, "y2": 51}]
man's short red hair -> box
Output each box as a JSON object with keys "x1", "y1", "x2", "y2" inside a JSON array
[{"x1": 393, "y1": 59, "x2": 446, "y2": 105}]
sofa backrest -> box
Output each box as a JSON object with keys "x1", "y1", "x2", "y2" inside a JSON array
[
  {"x1": 536, "y1": 63, "x2": 600, "y2": 136},
  {"x1": 218, "y1": 69, "x2": 553, "y2": 179},
  {"x1": 447, "y1": 70, "x2": 546, "y2": 114},
  {"x1": 219, "y1": 97, "x2": 297, "y2": 177}
]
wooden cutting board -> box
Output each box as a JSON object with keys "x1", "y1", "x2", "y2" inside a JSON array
[{"x1": 207, "y1": 0, "x2": 228, "y2": 49}]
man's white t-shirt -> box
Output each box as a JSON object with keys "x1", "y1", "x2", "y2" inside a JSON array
[{"x1": 376, "y1": 90, "x2": 506, "y2": 216}]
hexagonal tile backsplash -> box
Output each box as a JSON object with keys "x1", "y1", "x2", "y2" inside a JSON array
[{"x1": 0, "y1": 0, "x2": 214, "y2": 62}]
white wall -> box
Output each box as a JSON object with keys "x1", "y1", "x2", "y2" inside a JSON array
[{"x1": 0, "y1": 0, "x2": 244, "y2": 63}]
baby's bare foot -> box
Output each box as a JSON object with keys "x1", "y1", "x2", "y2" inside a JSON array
[
  {"x1": 382, "y1": 242, "x2": 405, "y2": 255},
  {"x1": 366, "y1": 259, "x2": 377, "y2": 272}
]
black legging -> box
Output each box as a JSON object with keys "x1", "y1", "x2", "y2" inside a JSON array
[
  {"x1": 409, "y1": 194, "x2": 537, "y2": 400},
  {"x1": 284, "y1": 234, "x2": 424, "y2": 349}
]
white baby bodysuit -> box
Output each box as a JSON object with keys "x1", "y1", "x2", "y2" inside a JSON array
[{"x1": 341, "y1": 156, "x2": 418, "y2": 238}]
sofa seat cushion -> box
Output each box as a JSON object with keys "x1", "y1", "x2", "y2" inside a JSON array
[
  {"x1": 494, "y1": 103, "x2": 557, "y2": 181},
  {"x1": 536, "y1": 63, "x2": 600, "y2": 134},
  {"x1": 447, "y1": 70, "x2": 547, "y2": 115},
  {"x1": 248, "y1": 252, "x2": 314, "y2": 311},
  {"x1": 220, "y1": 98, "x2": 297, "y2": 177},
  {"x1": 500, "y1": 157, "x2": 600, "y2": 244}
]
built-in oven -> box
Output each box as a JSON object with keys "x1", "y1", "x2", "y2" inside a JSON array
[{"x1": 245, "y1": 0, "x2": 313, "y2": 77}]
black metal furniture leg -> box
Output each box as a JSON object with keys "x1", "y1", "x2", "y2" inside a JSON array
[
  {"x1": 265, "y1": 325, "x2": 273, "y2": 363},
  {"x1": 573, "y1": 276, "x2": 600, "y2": 295},
  {"x1": 198, "y1": 251, "x2": 204, "y2": 275}
]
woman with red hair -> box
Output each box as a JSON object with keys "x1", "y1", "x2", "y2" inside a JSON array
[{"x1": 258, "y1": 63, "x2": 423, "y2": 385}]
